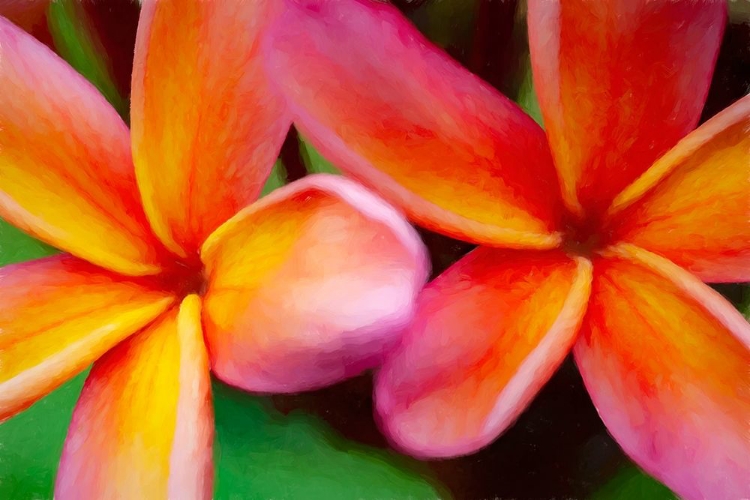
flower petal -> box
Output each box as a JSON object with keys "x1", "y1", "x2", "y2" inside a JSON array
[
  {"x1": 56, "y1": 295, "x2": 213, "y2": 500},
  {"x1": 0, "y1": 255, "x2": 174, "y2": 421},
  {"x1": 201, "y1": 174, "x2": 429, "y2": 393},
  {"x1": 528, "y1": 0, "x2": 726, "y2": 215},
  {"x1": 131, "y1": 0, "x2": 291, "y2": 257},
  {"x1": 375, "y1": 248, "x2": 592, "y2": 458},
  {"x1": 0, "y1": 1, "x2": 48, "y2": 33},
  {"x1": 606, "y1": 95, "x2": 750, "y2": 282},
  {"x1": 0, "y1": 17, "x2": 167, "y2": 276},
  {"x1": 265, "y1": 0, "x2": 563, "y2": 249},
  {"x1": 575, "y1": 245, "x2": 750, "y2": 500}
]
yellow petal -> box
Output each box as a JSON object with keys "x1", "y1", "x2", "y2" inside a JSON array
[
  {"x1": 0, "y1": 255, "x2": 174, "y2": 421},
  {"x1": 131, "y1": 0, "x2": 290, "y2": 256},
  {"x1": 0, "y1": 18, "x2": 167, "y2": 275},
  {"x1": 607, "y1": 95, "x2": 750, "y2": 282},
  {"x1": 56, "y1": 295, "x2": 213, "y2": 500}
]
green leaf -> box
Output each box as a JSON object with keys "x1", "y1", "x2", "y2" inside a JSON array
[
  {"x1": 0, "y1": 375, "x2": 445, "y2": 499},
  {"x1": 589, "y1": 465, "x2": 676, "y2": 500},
  {"x1": 711, "y1": 283, "x2": 750, "y2": 319},
  {"x1": 0, "y1": 218, "x2": 57, "y2": 266},
  {"x1": 0, "y1": 371, "x2": 88, "y2": 499},
  {"x1": 516, "y1": 58, "x2": 543, "y2": 127},
  {"x1": 299, "y1": 136, "x2": 341, "y2": 175},
  {"x1": 214, "y1": 382, "x2": 446, "y2": 500},
  {"x1": 738, "y1": 285, "x2": 750, "y2": 321},
  {"x1": 408, "y1": 0, "x2": 478, "y2": 50},
  {"x1": 259, "y1": 159, "x2": 288, "y2": 197},
  {"x1": 47, "y1": 0, "x2": 128, "y2": 120}
]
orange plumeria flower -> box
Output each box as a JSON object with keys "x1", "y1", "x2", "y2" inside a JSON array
[
  {"x1": 265, "y1": 1, "x2": 749, "y2": 498},
  {"x1": 0, "y1": 2, "x2": 427, "y2": 498}
]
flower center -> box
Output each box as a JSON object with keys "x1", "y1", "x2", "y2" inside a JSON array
[
  {"x1": 158, "y1": 256, "x2": 208, "y2": 298},
  {"x1": 561, "y1": 214, "x2": 608, "y2": 257}
]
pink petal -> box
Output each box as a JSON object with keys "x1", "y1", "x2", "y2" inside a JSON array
[
  {"x1": 376, "y1": 248, "x2": 592, "y2": 457},
  {"x1": 200, "y1": 174, "x2": 429, "y2": 393},
  {"x1": 264, "y1": 0, "x2": 564, "y2": 249},
  {"x1": 576, "y1": 245, "x2": 750, "y2": 500}
]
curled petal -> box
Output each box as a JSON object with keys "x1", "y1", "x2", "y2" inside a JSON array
[
  {"x1": 201, "y1": 174, "x2": 429, "y2": 393},
  {"x1": 131, "y1": 0, "x2": 291, "y2": 256},
  {"x1": 265, "y1": 0, "x2": 564, "y2": 249},
  {"x1": 0, "y1": 17, "x2": 167, "y2": 275},
  {"x1": 56, "y1": 296, "x2": 213, "y2": 500},
  {"x1": 0, "y1": 255, "x2": 174, "y2": 421},
  {"x1": 376, "y1": 248, "x2": 592, "y2": 457},
  {"x1": 607, "y1": 95, "x2": 750, "y2": 282},
  {"x1": 576, "y1": 245, "x2": 750, "y2": 500},
  {"x1": 528, "y1": 0, "x2": 726, "y2": 215}
]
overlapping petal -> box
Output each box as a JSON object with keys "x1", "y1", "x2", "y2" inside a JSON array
[
  {"x1": 265, "y1": 0, "x2": 564, "y2": 249},
  {"x1": 0, "y1": 255, "x2": 174, "y2": 420},
  {"x1": 575, "y1": 245, "x2": 750, "y2": 500},
  {"x1": 375, "y1": 248, "x2": 592, "y2": 457},
  {"x1": 201, "y1": 175, "x2": 429, "y2": 393},
  {"x1": 131, "y1": 0, "x2": 291, "y2": 257},
  {"x1": 56, "y1": 296, "x2": 213, "y2": 500},
  {"x1": 0, "y1": 17, "x2": 166, "y2": 276},
  {"x1": 607, "y1": 95, "x2": 750, "y2": 282},
  {"x1": 528, "y1": 0, "x2": 726, "y2": 215}
]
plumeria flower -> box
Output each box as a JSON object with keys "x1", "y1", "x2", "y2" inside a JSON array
[
  {"x1": 0, "y1": 2, "x2": 427, "y2": 497},
  {"x1": 265, "y1": 0, "x2": 749, "y2": 498}
]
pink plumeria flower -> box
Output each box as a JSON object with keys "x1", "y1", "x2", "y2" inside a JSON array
[
  {"x1": 264, "y1": 1, "x2": 750, "y2": 499},
  {"x1": 0, "y1": 2, "x2": 427, "y2": 498}
]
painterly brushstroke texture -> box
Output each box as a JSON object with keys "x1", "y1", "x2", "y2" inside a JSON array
[
  {"x1": 266, "y1": 1, "x2": 749, "y2": 498},
  {"x1": 0, "y1": 2, "x2": 428, "y2": 496}
]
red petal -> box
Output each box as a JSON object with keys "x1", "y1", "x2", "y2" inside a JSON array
[
  {"x1": 0, "y1": 255, "x2": 174, "y2": 420},
  {"x1": 376, "y1": 248, "x2": 591, "y2": 457},
  {"x1": 131, "y1": 0, "x2": 291, "y2": 256},
  {"x1": 607, "y1": 95, "x2": 750, "y2": 282},
  {"x1": 528, "y1": 0, "x2": 726, "y2": 215},
  {"x1": 265, "y1": 0, "x2": 564, "y2": 248},
  {"x1": 576, "y1": 245, "x2": 750, "y2": 500}
]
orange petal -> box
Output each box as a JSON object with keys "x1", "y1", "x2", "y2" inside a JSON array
[
  {"x1": 375, "y1": 248, "x2": 592, "y2": 457},
  {"x1": 575, "y1": 245, "x2": 749, "y2": 500},
  {"x1": 56, "y1": 295, "x2": 213, "y2": 500},
  {"x1": 265, "y1": 0, "x2": 563, "y2": 248},
  {"x1": 0, "y1": 17, "x2": 167, "y2": 276},
  {"x1": 606, "y1": 95, "x2": 750, "y2": 282},
  {"x1": 528, "y1": 0, "x2": 726, "y2": 215},
  {"x1": 201, "y1": 175, "x2": 428, "y2": 393},
  {"x1": 131, "y1": 0, "x2": 291, "y2": 257},
  {"x1": 0, "y1": 255, "x2": 174, "y2": 421}
]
